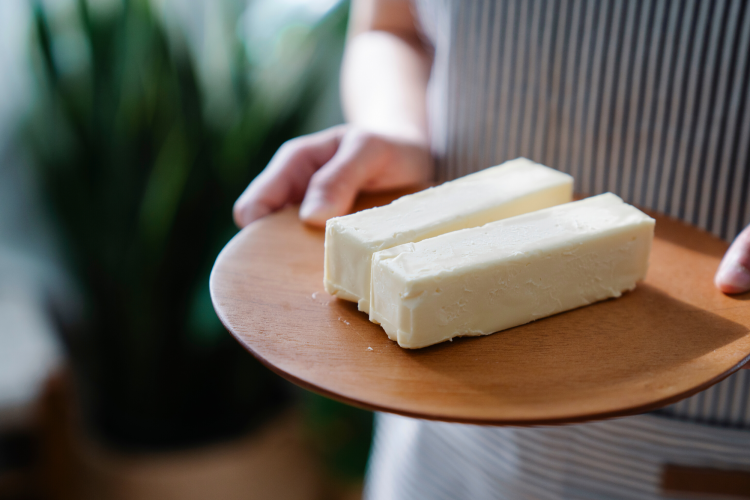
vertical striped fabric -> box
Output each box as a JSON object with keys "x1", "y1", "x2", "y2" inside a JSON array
[
  {"x1": 418, "y1": 0, "x2": 750, "y2": 243},
  {"x1": 364, "y1": 1, "x2": 750, "y2": 498},
  {"x1": 366, "y1": 413, "x2": 750, "y2": 499}
]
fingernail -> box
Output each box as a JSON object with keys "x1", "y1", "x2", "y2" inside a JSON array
[
  {"x1": 716, "y1": 261, "x2": 750, "y2": 294},
  {"x1": 299, "y1": 195, "x2": 335, "y2": 226}
]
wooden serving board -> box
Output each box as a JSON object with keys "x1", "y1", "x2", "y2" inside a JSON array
[{"x1": 210, "y1": 190, "x2": 750, "y2": 425}]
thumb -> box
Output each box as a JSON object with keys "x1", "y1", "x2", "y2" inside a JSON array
[{"x1": 715, "y1": 225, "x2": 750, "y2": 294}]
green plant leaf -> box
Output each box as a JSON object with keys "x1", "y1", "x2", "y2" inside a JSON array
[{"x1": 137, "y1": 124, "x2": 192, "y2": 256}]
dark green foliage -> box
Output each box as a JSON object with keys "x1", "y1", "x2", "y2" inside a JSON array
[{"x1": 26, "y1": 0, "x2": 349, "y2": 451}]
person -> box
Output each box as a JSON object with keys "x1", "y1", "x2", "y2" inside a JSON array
[{"x1": 234, "y1": 0, "x2": 750, "y2": 497}]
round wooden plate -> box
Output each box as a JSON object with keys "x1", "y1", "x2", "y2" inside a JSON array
[{"x1": 210, "y1": 190, "x2": 750, "y2": 425}]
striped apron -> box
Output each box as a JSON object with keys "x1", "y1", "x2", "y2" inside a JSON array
[{"x1": 365, "y1": 0, "x2": 750, "y2": 498}]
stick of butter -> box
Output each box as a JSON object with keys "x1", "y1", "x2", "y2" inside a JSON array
[
  {"x1": 369, "y1": 193, "x2": 655, "y2": 349},
  {"x1": 324, "y1": 158, "x2": 573, "y2": 313}
]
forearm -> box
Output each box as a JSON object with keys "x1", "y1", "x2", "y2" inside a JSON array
[{"x1": 341, "y1": 0, "x2": 432, "y2": 146}]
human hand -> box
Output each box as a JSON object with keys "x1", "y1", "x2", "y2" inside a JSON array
[
  {"x1": 714, "y1": 225, "x2": 750, "y2": 368},
  {"x1": 233, "y1": 125, "x2": 433, "y2": 228},
  {"x1": 715, "y1": 224, "x2": 750, "y2": 294}
]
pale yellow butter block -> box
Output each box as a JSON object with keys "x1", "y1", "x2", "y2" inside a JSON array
[
  {"x1": 369, "y1": 193, "x2": 655, "y2": 349},
  {"x1": 323, "y1": 158, "x2": 573, "y2": 313}
]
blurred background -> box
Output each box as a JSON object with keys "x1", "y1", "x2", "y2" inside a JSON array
[{"x1": 0, "y1": 0, "x2": 373, "y2": 498}]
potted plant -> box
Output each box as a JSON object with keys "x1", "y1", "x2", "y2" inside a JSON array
[{"x1": 24, "y1": 1, "x2": 366, "y2": 496}]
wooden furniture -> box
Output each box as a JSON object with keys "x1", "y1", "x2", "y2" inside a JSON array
[{"x1": 210, "y1": 190, "x2": 750, "y2": 425}]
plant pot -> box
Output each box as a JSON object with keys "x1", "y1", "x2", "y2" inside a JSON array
[{"x1": 39, "y1": 372, "x2": 328, "y2": 500}]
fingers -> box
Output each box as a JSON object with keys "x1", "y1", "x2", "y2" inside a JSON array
[
  {"x1": 232, "y1": 126, "x2": 345, "y2": 228},
  {"x1": 298, "y1": 133, "x2": 378, "y2": 226},
  {"x1": 715, "y1": 224, "x2": 750, "y2": 294},
  {"x1": 298, "y1": 132, "x2": 433, "y2": 227}
]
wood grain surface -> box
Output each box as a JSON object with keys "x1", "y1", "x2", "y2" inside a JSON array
[{"x1": 210, "y1": 190, "x2": 750, "y2": 425}]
